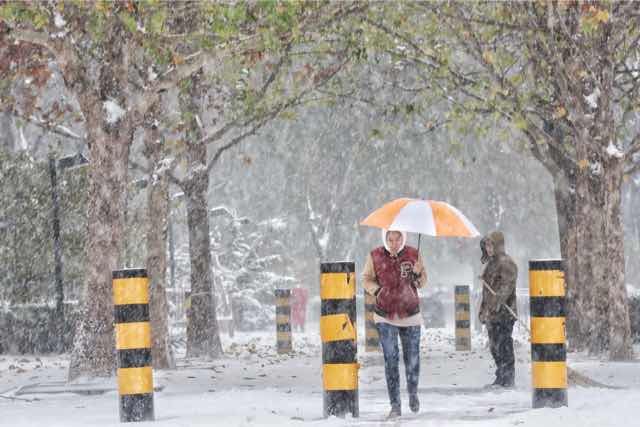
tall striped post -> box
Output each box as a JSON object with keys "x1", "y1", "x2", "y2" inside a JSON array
[
  {"x1": 275, "y1": 289, "x2": 292, "y2": 354},
  {"x1": 454, "y1": 285, "x2": 471, "y2": 351},
  {"x1": 112, "y1": 269, "x2": 154, "y2": 423},
  {"x1": 529, "y1": 260, "x2": 568, "y2": 408},
  {"x1": 364, "y1": 290, "x2": 379, "y2": 352},
  {"x1": 320, "y1": 262, "x2": 359, "y2": 418}
]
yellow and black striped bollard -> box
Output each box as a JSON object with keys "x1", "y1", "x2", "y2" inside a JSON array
[
  {"x1": 455, "y1": 285, "x2": 471, "y2": 351},
  {"x1": 320, "y1": 262, "x2": 359, "y2": 418},
  {"x1": 113, "y1": 268, "x2": 154, "y2": 423},
  {"x1": 529, "y1": 259, "x2": 568, "y2": 408},
  {"x1": 275, "y1": 289, "x2": 292, "y2": 354},
  {"x1": 364, "y1": 290, "x2": 379, "y2": 352}
]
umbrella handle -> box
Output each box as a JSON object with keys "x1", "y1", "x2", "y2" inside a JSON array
[{"x1": 417, "y1": 234, "x2": 421, "y2": 253}]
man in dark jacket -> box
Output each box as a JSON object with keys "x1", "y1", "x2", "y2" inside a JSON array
[
  {"x1": 363, "y1": 229, "x2": 427, "y2": 418},
  {"x1": 479, "y1": 231, "x2": 518, "y2": 388}
]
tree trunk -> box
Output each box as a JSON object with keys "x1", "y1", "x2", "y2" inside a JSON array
[
  {"x1": 574, "y1": 138, "x2": 609, "y2": 355},
  {"x1": 604, "y1": 158, "x2": 633, "y2": 360},
  {"x1": 551, "y1": 171, "x2": 583, "y2": 350},
  {"x1": 68, "y1": 126, "x2": 132, "y2": 380},
  {"x1": 623, "y1": 179, "x2": 640, "y2": 284},
  {"x1": 574, "y1": 135, "x2": 632, "y2": 359},
  {"x1": 183, "y1": 169, "x2": 223, "y2": 357},
  {"x1": 0, "y1": 112, "x2": 17, "y2": 152},
  {"x1": 144, "y1": 121, "x2": 174, "y2": 369},
  {"x1": 179, "y1": 70, "x2": 223, "y2": 358}
]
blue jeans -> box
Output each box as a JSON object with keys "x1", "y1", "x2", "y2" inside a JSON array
[{"x1": 376, "y1": 323, "x2": 421, "y2": 408}]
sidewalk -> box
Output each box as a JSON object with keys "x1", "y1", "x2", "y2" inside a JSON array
[{"x1": 1, "y1": 326, "x2": 638, "y2": 426}]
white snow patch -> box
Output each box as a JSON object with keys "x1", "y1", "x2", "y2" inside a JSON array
[
  {"x1": 584, "y1": 88, "x2": 600, "y2": 109},
  {"x1": 19, "y1": 126, "x2": 28, "y2": 150},
  {"x1": 24, "y1": 77, "x2": 33, "y2": 85},
  {"x1": 56, "y1": 125, "x2": 82, "y2": 140},
  {"x1": 590, "y1": 160, "x2": 602, "y2": 176},
  {"x1": 147, "y1": 66, "x2": 158, "y2": 81},
  {"x1": 318, "y1": 231, "x2": 329, "y2": 250},
  {"x1": 51, "y1": 30, "x2": 68, "y2": 39},
  {"x1": 183, "y1": 163, "x2": 208, "y2": 183},
  {"x1": 54, "y1": 12, "x2": 66, "y2": 28},
  {"x1": 606, "y1": 141, "x2": 624, "y2": 158},
  {"x1": 103, "y1": 100, "x2": 126, "y2": 124},
  {"x1": 259, "y1": 217, "x2": 287, "y2": 231},
  {"x1": 155, "y1": 157, "x2": 174, "y2": 175}
]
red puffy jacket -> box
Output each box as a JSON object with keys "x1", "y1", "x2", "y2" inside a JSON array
[{"x1": 371, "y1": 246, "x2": 421, "y2": 318}]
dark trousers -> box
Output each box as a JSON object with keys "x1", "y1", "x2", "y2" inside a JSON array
[
  {"x1": 486, "y1": 319, "x2": 515, "y2": 385},
  {"x1": 376, "y1": 323, "x2": 421, "y2": 408}
]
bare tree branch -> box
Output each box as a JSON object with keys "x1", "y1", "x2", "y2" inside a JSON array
[
  {"x1": 132, "y1": 56, "x2": 208, "y2": 121},
  {"x1": 6, "y1": 109, "x2": 84, "y2": 141},
  {"x1": 4, "y1": 28, "x2": 55, "y2": 52},
  {"x1": 205, "y1": 55, "x2": 350, "y2": 173}
]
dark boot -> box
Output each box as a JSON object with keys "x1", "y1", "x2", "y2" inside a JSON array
[
  {"x1": 500, "y1": 374, "x2": 515, "y2": 388},
  {"x1": 387, "y1": 405, "x2": 401, "y2": 419},
  {"x1": 409, "y1": 394, "x2": 420, "y2": 413}
]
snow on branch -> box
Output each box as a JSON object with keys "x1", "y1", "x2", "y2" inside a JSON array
[
  {"x1": 606, "y1": 141, "x2": 625, "y2": 159},
  {"x1": 7, "y1": 109, "x2": 84, "y2": 141}
]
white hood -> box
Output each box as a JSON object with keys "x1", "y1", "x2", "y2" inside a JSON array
[{"x1": 382, "y1": 228, "x2": 407, "y2": 253}]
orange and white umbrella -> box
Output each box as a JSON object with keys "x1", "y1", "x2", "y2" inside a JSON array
[{"x1": 360, "y1": 198, "x2": 480, "y2": 238}]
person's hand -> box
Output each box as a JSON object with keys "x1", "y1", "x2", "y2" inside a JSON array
[
  {"x1": 478, "y1": 311, "x2": 487, "y2": 325},
  {"x1": 412, "y1": 263, "x2": 423, "y2": 275},
  {"x1": 408, "y1": 272, "x2": 420, "y2": 288}
]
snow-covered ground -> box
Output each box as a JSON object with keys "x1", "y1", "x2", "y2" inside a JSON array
[{"x1": 1, "y1": 325, "x2": 639, "y2": 426}]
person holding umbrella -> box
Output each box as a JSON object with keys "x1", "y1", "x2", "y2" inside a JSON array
[
  {"x1": 362, "y1": 229, "x2": 427, "y2": 419},
  {"x1": 360, "y1": 198, "x2": 481, "y2": 418}
]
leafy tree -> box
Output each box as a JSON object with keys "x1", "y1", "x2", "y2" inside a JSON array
[{"x1": 361, "y1": 0, "x2": 639, "y2": 359}]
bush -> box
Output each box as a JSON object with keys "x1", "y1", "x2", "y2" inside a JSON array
[{"x1": 0, "y1": 303, "x2": 78, "y2": 354}]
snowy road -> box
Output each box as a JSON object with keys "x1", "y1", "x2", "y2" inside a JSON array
[{"x1": 1, "y1": 327, "x2": 639, "y2": 426}]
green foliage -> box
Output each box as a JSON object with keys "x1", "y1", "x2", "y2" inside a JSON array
[
  {"x1": 147, "y1": 9, "x2": 166, "y2": 34},
  {"x1": 118, "y1": 10, "x2": 138, "y2": 35},
  {"x1": 0, "y1": 2, "x2": 48, "y2": 28}
]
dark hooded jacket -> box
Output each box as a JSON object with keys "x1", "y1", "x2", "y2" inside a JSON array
[{"x1": 479, "y1": 231, "x2": 518, "y2": 323}]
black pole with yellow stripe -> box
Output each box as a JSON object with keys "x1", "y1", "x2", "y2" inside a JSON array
[
  {"x1": 529, "y1": 260, "x2": 568, "y2": 408},
  {"x1": 275, "y1": 289, "x2": 292, "y2": 354},
  {"x1": 454, "y1": 285, "x2": 471, "y2": 351},
  {"x1": 112, "y1": 268, "x2": 155, "y2": 423},
  {"x1": 364, "y1": 290, "x2": 379, "y2": 352},
  {"x1": 320, "y1": 262, "x2": 359, "y2": 418}
]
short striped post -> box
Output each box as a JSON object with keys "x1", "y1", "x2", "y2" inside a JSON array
[
  {"x1": 320, "y1": 262, "x2": 359, "y2": 418},
  {"x1": 364, "y1": 291, "x2": 379, "y2": 352},
  {"x1": 529, "y1": 260, "x2": 568, "y2": 408},
  {"x1": 112, "y1": 269, "x2": 154, "y2": 423},
  {"x1": 275, "y1": 289, "x2": 292, "y2": 354},
  {"x1": 454, "y1": 285, "x2": 471, "y2": 351}
]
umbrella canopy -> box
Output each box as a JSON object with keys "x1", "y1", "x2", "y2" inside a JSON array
[{"x1": 360, "y1": 198, "x2": 481, "y2": 238}]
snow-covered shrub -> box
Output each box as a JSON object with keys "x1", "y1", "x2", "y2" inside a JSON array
[{"x1": 0, "y1": 303, "x2": 78, "y2": 354}]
